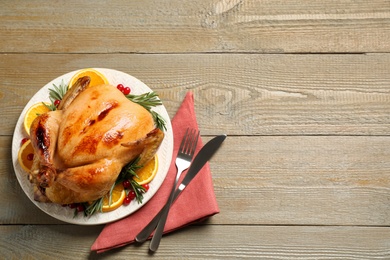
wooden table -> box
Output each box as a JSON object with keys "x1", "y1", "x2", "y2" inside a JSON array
[{"x1": 1, "y1": 1, "x2": 390, "y2": 259}]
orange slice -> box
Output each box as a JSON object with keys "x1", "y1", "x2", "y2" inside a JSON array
[
  {"x1": 133, "y1": 155, "x2": 158, "y2": 185},
  {"x1": 68, "y1": 68, "x2": 108, "y2": 89},
  {"x1": 23, "y1": 102, "x2": 51, "y2": 136},
  {"x1": 102, "y1": 183, "x2": 126, "y2": 212},
  {"x1": 17, "y1": 139, "x2": 35, "y2": 172}
]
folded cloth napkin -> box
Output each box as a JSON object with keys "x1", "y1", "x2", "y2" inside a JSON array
[{"x1": 91, "y1": 92, "x2": 220, "y2": 253}]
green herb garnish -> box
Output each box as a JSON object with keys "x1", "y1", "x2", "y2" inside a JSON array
[
  {"x1": 46, "y1": 80, "x2": 68, "y2": 111},
  {"x1": 117, "y1": 157, "x2": 147, "y2": 204},
  {"x1": 82, "y1": 199, "x2": 104, "y2": 217},
  {"x1": 126, "y1": 92, "x2": 167, "y2": 131}
]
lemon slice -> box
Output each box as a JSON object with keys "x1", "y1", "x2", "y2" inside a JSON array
[
  {"x1": 102, "y1": 183, "x2": 126, "y2": 212},
  {"x1": 17, "y1": 139, "x2": 34, "y2": 172},
  {"x1": 69, "y1": 68, "x2": 109, "y2": 89},
  {"x1": 133, "y1": 155, "x2": 158, "y2": 185},
  {"x1": 23, "y1": 102, "x2": 51, "y2": 136}
]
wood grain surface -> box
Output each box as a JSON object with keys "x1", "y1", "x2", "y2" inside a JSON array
[
  {"x1": 1, "y1": 0, "x2": 389, "y2": 259},
  {"x1": 1, "y1": 54, "x2": 389, "y2": 136},
  {"x1": 1, "y1": 225, "x2": 390, "y2": 259},
  {"x1": 1, "y1": 0, "x2": 389, "y2": 53}
]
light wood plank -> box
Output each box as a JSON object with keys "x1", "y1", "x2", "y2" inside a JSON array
[
  {"x1": 1, "y1": 0, "x2": 389, "y2": 53},
  {"x1": 1, "y1": 225, "x2": 390, "y2": 259},
  {"x1": 1, "y1": 53, "x2": 389, "y2": 136},
  {"x1": 208, "y1": 135, "x2": 390, "y2": 226},
  {"x1": 3, "y1": 136, "x2": 390, "y2": 226}
]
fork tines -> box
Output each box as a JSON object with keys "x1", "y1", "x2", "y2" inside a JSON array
[{"x1": 180, "y1": 128, "x2": 199, "y2": 157}]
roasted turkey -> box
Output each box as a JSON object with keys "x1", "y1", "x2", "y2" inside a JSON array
[{"x1": 29, "y1": 76, "x2": 164, "y2": 204}]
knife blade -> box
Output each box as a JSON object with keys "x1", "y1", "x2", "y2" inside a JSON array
[
  {"x1": 171, "y1": 134, "x2": 227, "y2": 201},
  {"x1": 135, "y1": 134, "x2": 227, "y2": 245}
]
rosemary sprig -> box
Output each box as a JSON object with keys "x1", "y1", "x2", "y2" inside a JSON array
[
  {"x1": 42, "y1": 102, "x2": 56, "y2": 112},
  {"x1": 130, "y1": 179, "x2": 146, "y2": 204},
  {"x1": 126, "y1": 92, "x2": 167, "y2": 131},
  {"x1": 126, "y1": 92, "x2": 162, "y2": 110},
  {"x1": 117, "y1": 157, "x2": 146, "y2": 204},
  {"x1": 151, "y1": 111, "x2": 167, "y2": 131},
  {"x1": 119, "y1": 157, "x2": 143, "y2": 179},
  {"x1": 82, "y1": 199, "x2": 103, "y2": 217},
  {"x1": 78, "y1": 183, "x2": 115, "y2": 217},
  {"x1": 46, "y1": 80, "x2": 68, "y2": 111}
]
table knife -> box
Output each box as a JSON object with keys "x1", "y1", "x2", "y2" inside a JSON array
[{"x1": 135, "y1": 134, "x2": 227, "y2": 246}]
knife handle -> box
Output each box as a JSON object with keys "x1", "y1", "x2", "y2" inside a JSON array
[
  {"x1": 135, "y1": 172, "x2": 195, "y2": 243},
  {"x1": 137, "y1": 180, "x2": 189, "y2": 240},
  {"x1": 149, "y1": 193, "x2": 173, "y2": 251},
  {"x1": 135, "y1": 176, "x2": 178, "y2": 243},
  {"x1": 135, "y1": 203, "x2": 168, "y2": 243}
]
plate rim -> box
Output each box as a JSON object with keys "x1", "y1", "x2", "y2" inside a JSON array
[{"x1": 11, "y1": 68, "x2": 173, "y2": 225}]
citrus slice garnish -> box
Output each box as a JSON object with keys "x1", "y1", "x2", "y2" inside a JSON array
[
  {"x1": 17, "y1": 139, "x2": 35, "y2": 172},
  {"x1": 102, "y1": 183, "x2": 126, "y2": 212},
  {"x1": 23, "y1": 102, "x2": 51, "y2": 136},
  {"x1": 133, "y1": 155, "x2": 158, "y2": 185},
  {"x1": 68, "y1": 68, "x2": 108, "y2": 89}
]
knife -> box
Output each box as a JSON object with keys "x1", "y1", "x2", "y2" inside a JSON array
[{"x1": 135, "y1": 134, "x2": 227, "y2": 245}]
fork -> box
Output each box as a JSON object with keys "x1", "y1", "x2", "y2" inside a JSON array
[
  {"x1": 149, "y1": 128, "x2": 199, "y2": 251},
  {"x1": 171, "y1": 128, "x2": 199, "y2": 192},
  {"x1": 135, "y1": 128, "x2": 199, "y2": 247}
]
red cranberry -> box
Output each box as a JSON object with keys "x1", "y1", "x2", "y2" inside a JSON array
[
  {"x1": 54, "y1": 99, "x2": 61, "y2": 107},
  {"x1": 21, "y1": 138, "x2": 29, "y2": 146},
  {"x1": 27, "y1": 153, "x2": 34, "y2": 161},
  {"x1": 123, "y1": 197, "x2": 132, "y2": 206},
  {"x1": 142, "y1": 184, "x2": 150, "y2": 192},
  {"x1": 68, "y1": 203, "x2": 77, "y2": 209},
  {"x1": 123, "y1": 179, "x2": 131, "y2": 189},
  {"x1": 123, "y1": 87, "x2": 131, "y2": 95},
  {"x1": 76, "y1": 204, "x2": 84, "y2": 212},
  {"x1": 127, "y1": 190, "x2": 136, "y2": 200},
  {"x1": 116, "y1": 84, "x2": 124, "y2": 91}
]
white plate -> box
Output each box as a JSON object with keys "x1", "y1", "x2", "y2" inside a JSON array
[{"x1": 11, "y1": 68, "x2": 173, "y2": 225}]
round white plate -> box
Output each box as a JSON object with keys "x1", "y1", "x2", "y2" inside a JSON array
[{"x1": 12, "y1": 68, "x2": 173, "y2": 225}]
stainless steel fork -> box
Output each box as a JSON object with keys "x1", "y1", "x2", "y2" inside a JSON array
[
  {"x1": 135, "y1": 128, "x2": 199, "y2": 246},
  {"x1": 172, "y1": 128, "x2": 199, "y2": 187},
  {"x1": 149, "y1": 128, "x2": 199, "y2": 251}
]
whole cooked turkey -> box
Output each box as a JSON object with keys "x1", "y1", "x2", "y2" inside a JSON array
[{"x1": 28, "y1": 76, "x2": 164, "y2": 204}]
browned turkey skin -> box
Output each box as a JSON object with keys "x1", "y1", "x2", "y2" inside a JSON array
[{"x1": 29, "y1": 76, "x2": 164, "y2": 204}]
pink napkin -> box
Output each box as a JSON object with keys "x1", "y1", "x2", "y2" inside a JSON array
[{"x1": 91, "y1": 92, "x2": 220, "y2": 253}]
